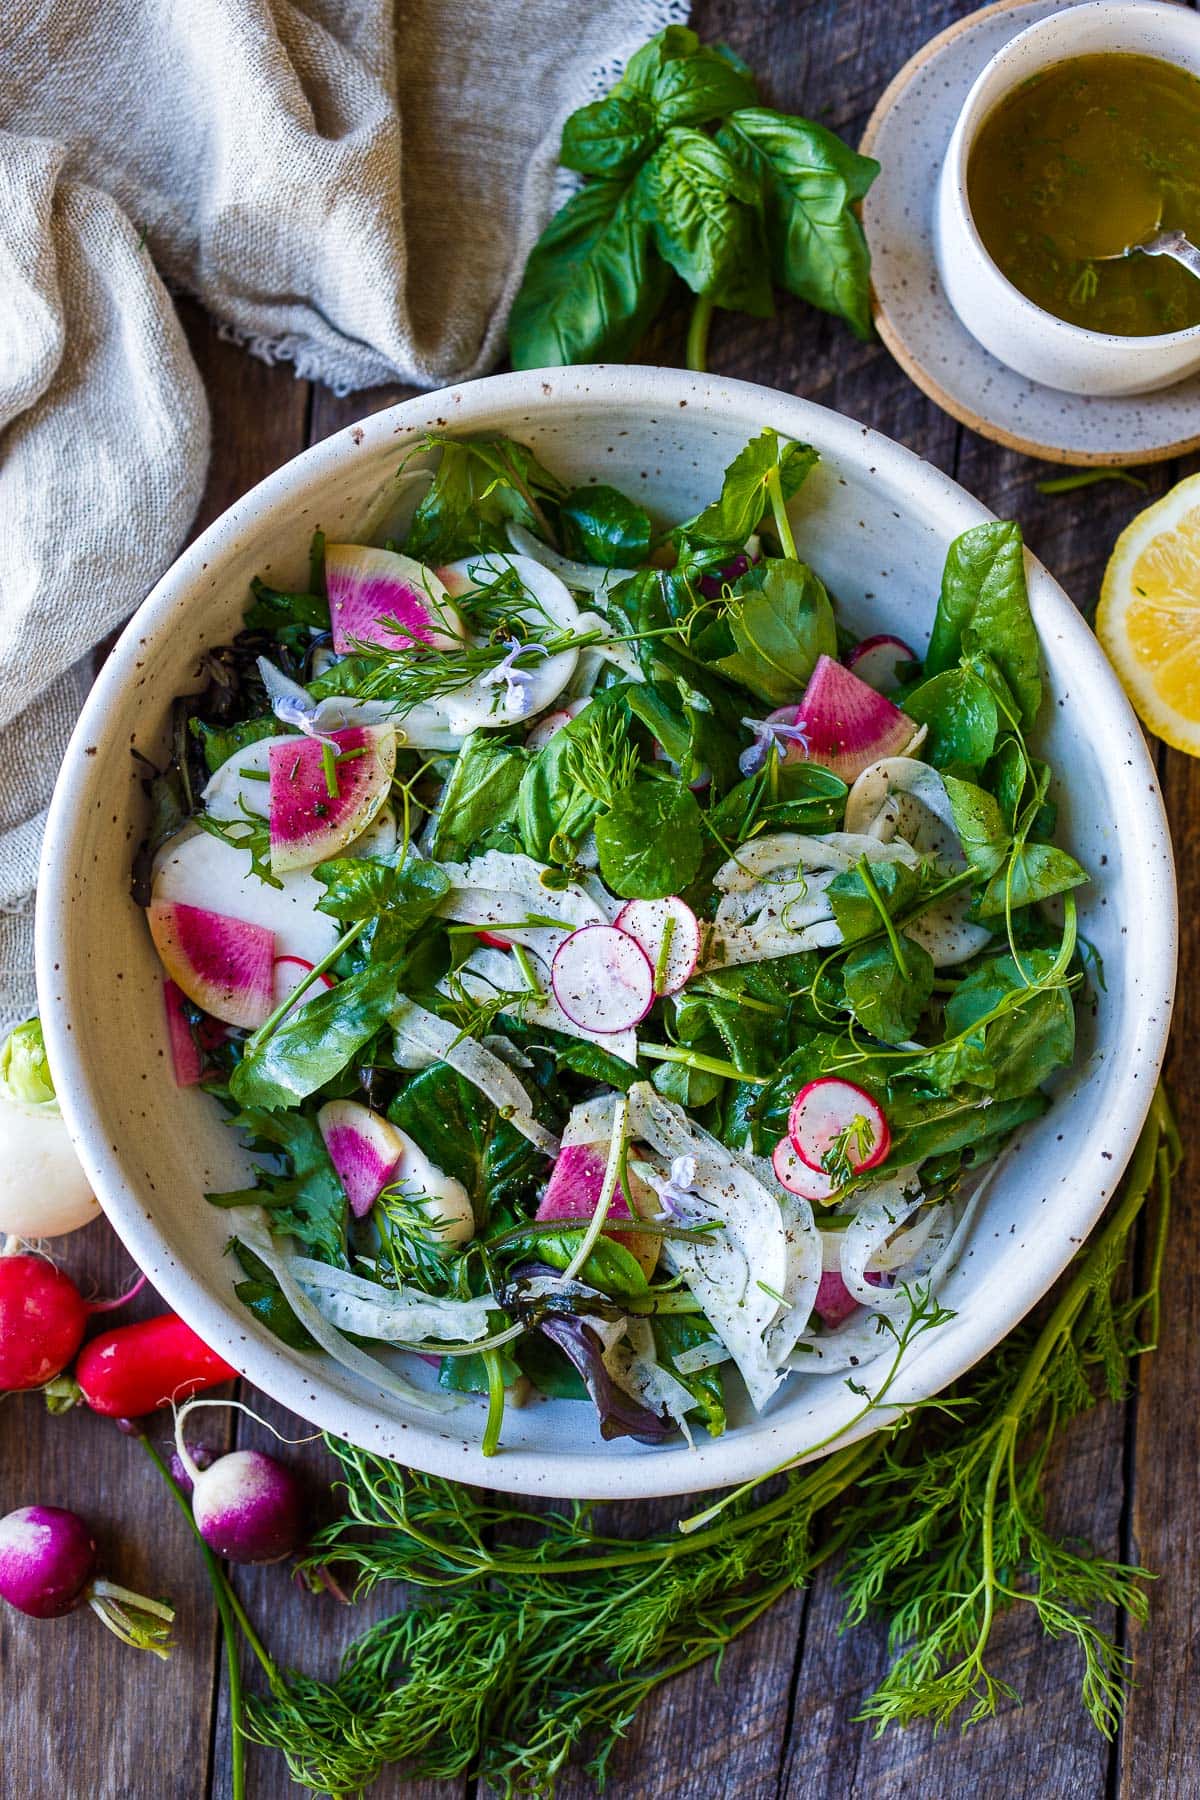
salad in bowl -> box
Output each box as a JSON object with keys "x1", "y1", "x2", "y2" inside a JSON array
[{"x1": 135, "y1": 424, "x2": 1090, "y2": 1456}]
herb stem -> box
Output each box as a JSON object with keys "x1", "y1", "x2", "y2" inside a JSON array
[
  {"x1": 765, "y1": 462, "x2": 799, "y2": 561},
  {"x1": 686, "y1": 293, "x2": 714, "y2": 373},
  {"x1": 855, "y1": 853, "x2": 910, "y2": 981},
  {"x1": 244, "y1": 918, "x2": 367, "y2": 1052},
  {"x1": 638, "y1": 1042, "x2": 768, "y2": 1085},
  {"x1": 481, "y1": 1350, "x2": 506, "y2": 1457}
]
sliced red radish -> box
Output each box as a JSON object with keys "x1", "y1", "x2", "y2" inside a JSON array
[
  {"x1": 613, "y1": 897, "x2": 700, "y2": 996},
  {"x1": 147, "y1": 902, "x2": 274, "y2": 1030},
  {"x1": 845, "y1": 634, "x2": 916, "y2": 696},
  {"x1": 814, "y1": 1270, "x2": 859, "y2": 1329},
  {"x1": 317, "y1": 1100, "x2": 404, "y2": 1220},
  {"x1": 771, "y1": 1137, "x2": 841, "y2": 1202},
  {"x1": 526, "y1": 697, "x2": 590, "y2": 751},
  {"x1": 536, "y1": 1142, "x2": 659, "y2": 1279},
  {"x1": 788, "y1": 1077, "x2": 891, "y2": 1175},
  {"x1": 272, "y1": 954, "x2": 335, "y2": 1017},
  {"x1": 783, "y1": 655, "x2": 918, "y2": 783},
  {"x1": 475, "y1": 929, "x2": 513, "y2": 951},
  {"x1": 325, "y1": 544, "x2": 465, "y2": 655},
  {"x1": 162, "y1": 979, "x2": 203, "y2": 1086},
  {"x1": 550, "y1": 925, "x2": 654, "y2": 1034},
  {"x1": 267, "y1": 724, "x2": 395, "y2": 874}
]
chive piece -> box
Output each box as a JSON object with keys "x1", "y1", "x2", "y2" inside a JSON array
[
  {"x1": 238, "y1": 767, "x2": 270, "y2": 781},
  {"x1": 653, "y1": 913, "x2": 676, "y2": 996},
  {"x1": 1036, "y1": 467, "x2": 1148, "y2": 495},
  {"x1": 321, "y1": 741, "x2": 339, "y2": 799}
]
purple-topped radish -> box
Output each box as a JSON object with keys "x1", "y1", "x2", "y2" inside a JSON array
[
  {"x1": 788, "y1": 1078, "x2": 891, "y2": 1175},
  {"x1": 317, "y1": 1099, "x2": 475, "y2": 1241},
  {"x1": 267, "y1": 723, "x2": 396, "y2": 873},
  {"x1": 162, "y1": 979, "x2": 202, "y2": 1086},
  {"x1": 783, "y1": 655, "x2": 918, "y2": 783},
  {"x1": 147, "y1": 902, "x2": 274, "y2": 1030},
  {"x1": 272, "y1": 955, "x2": 335, "y2": 1017},
  {"x1": 551, "y1": 925, "x2": 655, "y2": 1035},
  {"x1": 537, "y1": 1141, "x2": 659, "y2": 1278},
  {"x1": 771, "y1": 1137, "x2": 842, "y2": 1203},
  {"x1": 0, "y1": 1505, "x2": 174, "y2": 1652},
  {"x1": 845, "y1": 634, "x2": 916, "y2": 696},
  {"x1": 613, "y1": 897, "x2": 700, "y2": 997},
  {"x1": 325, "y1": 544, "x2": 465, "y2": 655},
  {"x1": 172, "y1": 1401, "x2": 307, "y2": 1564}
]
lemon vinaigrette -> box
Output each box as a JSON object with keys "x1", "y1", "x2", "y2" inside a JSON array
[{"x1": 968, "y1": 53, "x2": 1200, "y2": 335}]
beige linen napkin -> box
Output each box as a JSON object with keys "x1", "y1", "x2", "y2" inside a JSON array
[{"x1": 0, "y1": 0, "x2": 688, "y2": 1026}]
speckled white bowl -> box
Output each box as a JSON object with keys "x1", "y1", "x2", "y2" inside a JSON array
[
  {"x1": 36, "y1": 367, "x2": 1176, "y2": 1500},
  {"x1": 935, "y1": 0, "x2": 1200, "y2": 397}
]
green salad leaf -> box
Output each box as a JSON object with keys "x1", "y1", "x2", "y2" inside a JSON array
[
  {"x1": 924, "y1": 521, "x2": 1042, "y2": 728},
  {"x1": 594, "y1": 778, "x2": 703, "y2": 898}
]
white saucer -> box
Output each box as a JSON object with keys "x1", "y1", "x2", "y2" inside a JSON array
[{"x1": 860, "y1": 0, "x2": 1200, "y2": 465}]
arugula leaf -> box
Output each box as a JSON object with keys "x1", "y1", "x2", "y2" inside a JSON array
[
  {"x1": 925, "y1": 522, "x2": 1042, "y2": 728},
  {"x1": 903, "y1": 666, "x2": 999, "y2": 774},
  {"x1": 641, "y1": 128, "x2": 774, "y2": 317},
  {"x1": 229, "y1": 960, "x2": 398, "y2": 1112},
  {"x1": 209, "y1": 1109, "x2": 347, "y2": 1263},
  {"x1": 842, "y1": 938, "x2": 934, "y2": 1045},
  {"x1": 404, "y1": 435, "x2": 567, "y2": 564},
  {"x1": 509, "y1": 177, "x2": 672, "y2": 370},
  {"x1": 594, "y1": 778, "x2": 703, "y2": 898},
  {"x1": 425, "y1": 734, "x2": 529, "y2": 862},
  {"x1": 314, "y1": 856, "x2": 450, "y2": 925},
  {"x1": 388, "y1": 1064, "x2": 546, "y2": 1225},
  {"x1": 561, "y1": 95, "x2": 659, "y2": 177},
  {"x1": 681, "y1": 428, "x2": 817, "y2": 547},
  {"x1": 718, "y1": 109, "x2": 878, "y2": 338},
  {"x1": 977, "y1": 843, "x2": 1088, "y2": 919},
  {"x1": 560, "y1": 485, "x2": 652, "y2": 566},
  {"x1": 708, "y1": 557, "x2": 836, "y2": 704},
  {"x1": 190, "y1": 713, "x2": 280, "y2": 777}
]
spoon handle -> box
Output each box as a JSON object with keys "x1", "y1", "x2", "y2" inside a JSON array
[{"x1": 1141, "y1": 229, "x2": 1200, "y2": 282}]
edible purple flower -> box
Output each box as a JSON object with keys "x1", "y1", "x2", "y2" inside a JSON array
[
  {"x1": 738, "y1": 714, "x2": 811, "y2": 777},
  {"x1": 256, "y1": 657, "x2": 341, "y2": 747},
  {"x1": 648, "y1": 1154, "x2": 701, "y2": 1218},
  {"x1": 481, "y1": 637, "x2": 548, "y2": 718}
]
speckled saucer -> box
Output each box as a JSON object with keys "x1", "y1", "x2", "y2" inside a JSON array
[{"x1": 860, "y1": 0, "x2": 1200, "y2": 464}]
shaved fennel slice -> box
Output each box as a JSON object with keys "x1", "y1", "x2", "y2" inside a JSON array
[
  {"x1": 444, "y1": 946, "x2": 639, "y2": 1067},
  {"x1": 230, "y1": 1211, "x2": 458, "y2": 1412},
  {"x1": 285, "y1": 1255, "x2": 494, "y2": 1344},
  {"x1": 438, "y1": 851, "x2": 609, "y2": 939},
  {"x1": 605, "y1": 1317, "x2": 698, "y2": 1447},
  {"x1": 573, "y1": 610, "x2": 645, "y2": 683},
  {"x1": 766, "y1": 1191, "x2": 823, "y2": 1362},
  {"x1": 389, "y1": 998, "x2": 560, "y2": 1156},
  {"x1": 625, "y1": 1083, "x2": 791, "y2": 1410},
  {"x1": 708, "y1": 833, "x2": 920, "y2": 968},
  {"x1": 506, "y1": 522, "x2": 636, "y2": 594}
]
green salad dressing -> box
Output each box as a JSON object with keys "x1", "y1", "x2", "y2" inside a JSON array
[{"x1": 968, "y1": 52, "x2": 1200, "y2": 335}]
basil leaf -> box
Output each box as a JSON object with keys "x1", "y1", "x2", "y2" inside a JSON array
[
  {"x1": 842, "y1": 938, "x2": 934, "y2": 1045},
  {"x1": 710, "y1": 557, "x2": 837, "y2": 704},
  {"x1": 943, "y1": 774, "x2": 1010, "y2": 878},
  {"x1": 561, "y1": 95, "x2": 659, "y2": 177},
  {"x1": 593, "y1": 779, "x2": 703, "y2": 899},
  {"x1": 314, "y1": 856, "x2": 450, "y2": 924},
  {"x1": 229, "y1": 960, "x2": 398, "y2": 1112},
  {"x1": 517, "y1": 685, "x2": 633, "y2": 861},
  {"x1": 641, "y1": 128, "x2": 774, "y2": 316},
  {"x1": 560, "y1": 484, "x2": 652, "y2": 565},
  {"x1": 977, "y1": 843, "x2": 1089, "y2": 919},
  {"x1": 647, "y1": 45, "x2": 758, "y2": 127},
  {"x1": 618, "y1": 25, "x2": 701, "y2": 96},
  {"x1": 405, "y1": 434, "x2": 567, "y2": 564},
  {"x1": 904, "y1": 666, "x2": 999, "y2": 773},
  {"x1": 425, "y1": 733, "x2": 529, "y2": 862},
  {"x1": 388, "y1": 1064, "x2": 546, "y2": 1224},
  {"x1": 925, "y1": 522, "x2": 1042, "y2": 728},
  {"x1": 509, "y1": 176, "x2": 672, "y2": 370},
  {"x1": 680, "y1": 428, "x2": 817, "y2": 547},
  {"x1": 718, "y1": 108, "x2": 878, "y2": 338}
]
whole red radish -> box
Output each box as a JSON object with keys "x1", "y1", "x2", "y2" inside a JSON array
[
  {"x1": 0, "y1": 1255, "x2": 87, "y2": 1390},
  {"x1": 75, "y1": 1314, "x2": 236, "y2": 1417}
]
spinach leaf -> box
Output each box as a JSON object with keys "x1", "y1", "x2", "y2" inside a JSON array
[
  {"x1": 903, "y1": 666, "x2": 999, "y2": 773},
  {"x1": 509, "y1": 176, "x2": 672, "y2": 370},
  {"x1": 681, "y1": 428, "x2": 817, "y2": 547},
  {"x1": 594, "y1": 779, "x2": 703, "y2": 898},
  {"x1": 425, "y1": 733, "x2": 528, "y2": 862},
  {"x1": 210, "y1": 1109, "x2": 347, "y2": 1263},
  {"x1": 977, "y1": 843, "x2": 1088, "y2": 919},
  {"x1": 314, "y1": 855, "x2": 450, "y2": 925},
  {"x1": 560, "y1": 484, "x2": 652, "y2": 565},
  {"x1": 925, "y1": 522, "x2": 1042, "y2": 728},
  {"x1": 641, "y1": 128, "x2": 774, "y2": 317},
  {"x1": 708, "y1": 557, "x2": 836, "y2": 704},
  {"x1": 842, "y1": 938, "x2": 934, "y2": 1045},
  {"x1": 531, "y1": 1233, "x2": 649, "y2": 1299},
  {"x1": 827, "y1": 861, "x2": 921, "y2": 944},
  {"x1": 229, "y1": 959, "x2": 398, "y2": 1112},
  {"x1": 561, "y1": 95, "x2": 659, "y2": 178},
  {"x1": 388, "y1": 1064, "x2": 547, "y2": 1224},
  {"x1": 717, "y1": 109, "x2": 878, "y2": 338},
  {"x1": 404, "y1": 435, "x2": 567, "y2": 564},
  {"x1": 190, "y1": 714, "x2": 280, "y2": 777},
  {"x1": 517, "y1": 685, "x2": 633, "y2": 862},
  {"x1": 652, "y1": 1313, "x2": 726, "y2": 1436},
  {"x1": 921, "y1": 950, "x2": 1075, "y2": 1099}
]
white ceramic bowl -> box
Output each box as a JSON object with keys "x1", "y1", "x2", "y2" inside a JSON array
[
  {"x1": 935, "y1": 0, "x2": 1200, "y2": 397},
  {"x1": 36, "y1": 367, "x2": 1176, "y2": 1500}
]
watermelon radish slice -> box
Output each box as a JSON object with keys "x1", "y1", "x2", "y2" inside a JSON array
[
  {"x1": 325, "y1": 544, "x2": 465, "y2": 655},
  {"x1": 272, "y1": 955, "x2": 335, "y2": 1017},
  {"x1": 153, "y1": 828, "x2": 339, "y2": 967},
  {"x1": 814, "y1": 1270, "x2": 860, "y2": 1329},
  {"x1": 536, "y1": 1142, "x2": 659, "y2": 1278},
  {"x1": 613, "y1": 897, "x2": 700, "y2": 996},
  {"x1": 162, "y1": 979, "x2": 203, "y2": 1086},
  {"x1": 317, "y1": 1100, "x2": 403, "y2": 1219},
  {"x1": 771, "y1": 1137, "x2": 841, "y2": 1203},
  {"x1": 845, "y1": 634, "x2": 916, "y2": 696},
  {"x1": 786, "y1": 655, "x2": 918, "y2": 783},
  {"x1": 268, "y1": 724, "x2": 396, "y2": 874},
  {"x1": 788, "y1": 1078, "x2": 891, "y2": 1176},
  {"x1": 551, "y1": 926, "x2": 655, "y2": 1034},
  {"x1": 147, "y1": 901, "x2": 274, "y2": 1030}
]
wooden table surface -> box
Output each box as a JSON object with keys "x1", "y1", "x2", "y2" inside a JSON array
[{"x1": 3, "y1": 3, "x2": 1196, "y2": 1795}]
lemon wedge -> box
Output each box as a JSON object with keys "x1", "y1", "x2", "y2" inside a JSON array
[{"x1": 1097, "y1": 474, "x2": 1200, "y2": 756}]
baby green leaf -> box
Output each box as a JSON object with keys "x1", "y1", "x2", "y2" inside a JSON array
[
  {"x1": 560, "y1": 484, "x2": 652, "y2": 565},
  {"x1": 922, "y1": 949, "x2": 1075, "y2": 1099},
  {"x1": 646, "y1": 45, "x2": 758, "y2": 127},
  {"x1": 561, "y1": 95, "x2": 660, "y2": 177},
  {"x1": 404, "y1": 434, "x2": 567, "y2": 563},
  {"x1": 426, "y1": 734, "x2": 529, "y2": 862},
  {"x1": 904, "y1": 666, "x2": 999, "y2": 773},
  {"x1": 942, "y1": 774, "x2": 1010, "y2": 878},
  {"x1": 925, "y1": 522, "x2": 1042, "y2": 728},
  {"x1": 828, "y1": 860, "x2": 921, "y2": 944},
  {"x1": 977, "y1": 843, "x2": 1089, "y2": 918},
  {"x1": 681, "y1": 427, "x2": 817, "y2": 547},
  {"x1": 229, "y1": 960, "x2": 398, "y2": 1112},
  {"x1": 388, "y1": 1065, "x2": 545, "y2": 1222},
  {"x1": 594, "y1": 779, "x2": 703, "y2": 898},
  {"x1": 843, "y1": 938, "x2": 935, "y2": 1044},
  {"x1": 711, "y1": 557, "x2": 837, "y2": 704},
  {"x1": 314, "y1": 855, "x2": 449, "y2": 925}
]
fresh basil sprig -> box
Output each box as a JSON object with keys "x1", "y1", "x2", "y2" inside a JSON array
[{"x1": 510, "y1": 26, "x2": 879, "y2": 371}]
